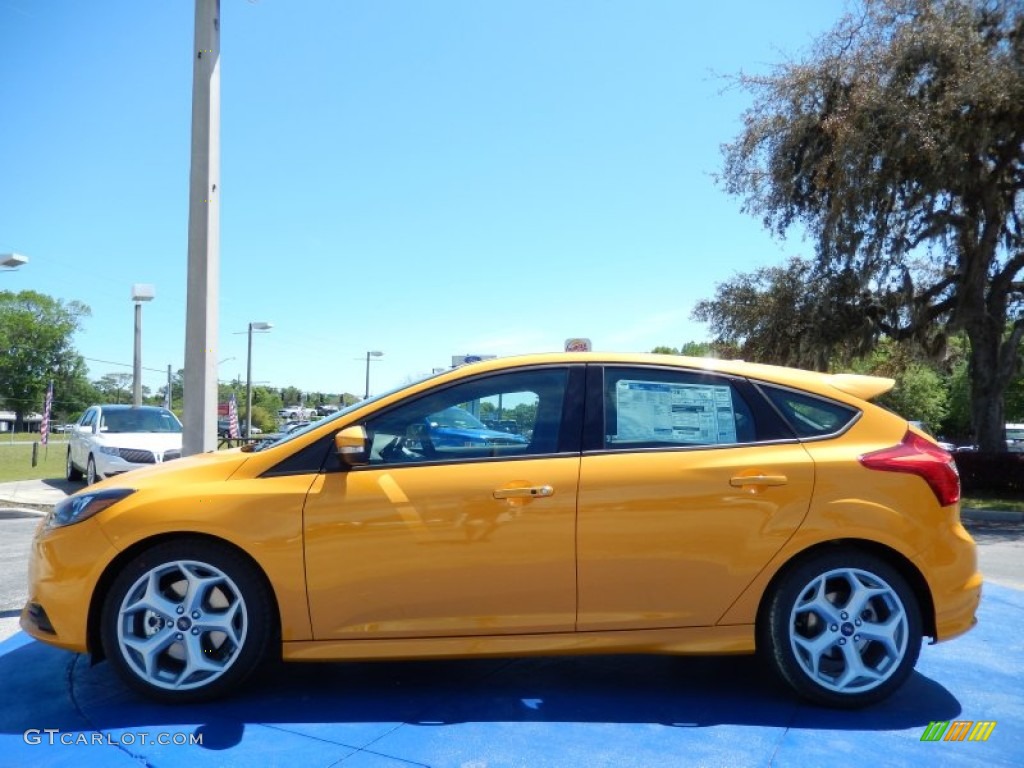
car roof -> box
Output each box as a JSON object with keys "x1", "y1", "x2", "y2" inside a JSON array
[
  {"x1": 445, "y1": 353, "x2": 895, "y2": 403},
  {"x1": 93, "y1": 404, "x2": 170, "y2": 412}
]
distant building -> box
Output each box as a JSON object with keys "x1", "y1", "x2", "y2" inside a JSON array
[{"x1": 0, "y1": 410, "x2": 43, "y2": 433}]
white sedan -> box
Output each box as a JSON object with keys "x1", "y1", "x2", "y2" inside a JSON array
[{"x1": 67, "y1": 405, "x2": 183, "y2": 485}]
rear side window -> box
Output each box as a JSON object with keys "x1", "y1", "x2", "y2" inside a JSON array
[
  {"x1": 760, "y1": 385, "x2": 858, "y2": 439},
  {"x1": 602, "y1": 367, "x2": 759, "y2": 449}
]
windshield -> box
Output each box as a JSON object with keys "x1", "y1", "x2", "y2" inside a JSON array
[
  {"x1": 1007, "y1": 427, "x2": 1024, "y2": 441},
  {"x1": 101, "y1": 409, "x2": 182, "y2": 434},
  {"x1": 429, "y1": 406, "x2": 488, "y2": 430}
]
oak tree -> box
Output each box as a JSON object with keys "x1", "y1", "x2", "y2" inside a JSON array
[{"x1": 720, "y1": 0, "x2": 1024, "y2": 450}]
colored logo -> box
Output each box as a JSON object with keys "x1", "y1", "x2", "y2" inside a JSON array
[
  {"x1": 920, "y1": 720, "x2": 996, "y2": 742},
  {"x1": 564, "y1": 338, "x2": 592, "y2": 352}
]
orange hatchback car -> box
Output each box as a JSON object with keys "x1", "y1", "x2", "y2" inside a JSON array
[{"x1": 22, "y1": 353, "x2": 981, "y2": 707}]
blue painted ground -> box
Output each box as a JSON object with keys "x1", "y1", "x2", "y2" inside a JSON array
[{"x1": 1, "y1": 584, "x2": 1020, "y2": 768}]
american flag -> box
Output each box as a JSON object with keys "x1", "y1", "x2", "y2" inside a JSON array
[
  {"x1": 227, "y1": 392, "x2": 240, "y2": 439},
  {"x1": 40, "y1": 380, "x2": 54, "y2": 446}
]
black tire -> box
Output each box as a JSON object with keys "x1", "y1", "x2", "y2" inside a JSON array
[
  {"x1": 66, "y1": 449, "x2": 83, "y2": 482},
  {"x1": 762, "y1": 549, "x2": 922, "y2": 708},
  {"x1": 86, "y1": 456, "x2": 98, "y2": 486},
  {"x1": 100, "y1": 538, "x2": 275, "y2": 703}
]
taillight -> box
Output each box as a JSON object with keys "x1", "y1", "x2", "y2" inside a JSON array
[{"x1": 859, "y1": 430, "x2": 961, "y2": 507}]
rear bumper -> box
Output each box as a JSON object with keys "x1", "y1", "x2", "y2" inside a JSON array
[{"x1": 915, "y1": 519, "x2": 982, "y2": 642}]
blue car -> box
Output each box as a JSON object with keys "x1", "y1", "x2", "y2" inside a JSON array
[{"x1": 425, "y1": 406, "x2": 527, "y2": 447}]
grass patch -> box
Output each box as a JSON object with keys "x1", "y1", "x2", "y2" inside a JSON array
[
  {"x1": 0, "y1": 432, "x2": 60, "y2": 444},
  {"x1": 962, "y1": 493, "x2": 1024, "y2": 514},
  {"x1": 0, "y1": 441, "x2": 68, "y2": 483}
]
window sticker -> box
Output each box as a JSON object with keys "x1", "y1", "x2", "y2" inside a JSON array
[{"x1": 611, "y1": 380, "x2": 737, "y2": 445}]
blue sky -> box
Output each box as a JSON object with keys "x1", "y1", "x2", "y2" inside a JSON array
[{"x1": 1, "y1": 1, "x2": 843, "y2": 400}]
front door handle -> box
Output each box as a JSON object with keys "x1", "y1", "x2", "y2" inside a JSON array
[
  {"x1": 729, "y1": 474, "x2": 788, "y2": 487},
  {"x1": 493, "y1": 485, "x2": 554, "y2": 500}
]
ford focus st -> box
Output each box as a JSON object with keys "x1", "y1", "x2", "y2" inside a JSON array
[{"x1": 22, "y1": 353, "x2": 981, "y2": 707}]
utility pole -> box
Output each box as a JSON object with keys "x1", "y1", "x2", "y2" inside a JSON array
[{"x1": 182, "y1": 0, "x2": 221, "y2": 455}]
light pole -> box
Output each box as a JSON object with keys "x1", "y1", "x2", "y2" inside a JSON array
[
  {"x1": 364, "y1": 350, "x2": 383, "y2": 399},
  {"x1": 182, "y1": 0, "x2": 220, "y2": 457},
  {"x1": 131, "y1": 284, "x2": 155, "y2": 407},
  {"x1": 246, "y1": 322, "x2": 272, "y2": 438},
  {"x1": 0, "y1": 253, "x2": 28, "y2": 271}
]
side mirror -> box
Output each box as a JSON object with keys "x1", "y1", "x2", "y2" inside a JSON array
[{"x1": 334, "y1": 425, "x2": 369, "y2": 467}]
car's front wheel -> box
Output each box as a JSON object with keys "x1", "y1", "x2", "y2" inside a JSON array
[
  {"x1": 66, "y1": 450, "x2": 83, "y2": 482},
  {"x1": 100, "y1": 539, "x2": 275, "y2": 703},
  {"x1": 85, "y1": 456, "x2": 98, "y2": 485},
  {"x1": 763, "y1": 549, "x2": 922, "y2": 708}
]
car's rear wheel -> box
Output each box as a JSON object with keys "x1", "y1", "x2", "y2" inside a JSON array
[
  {"x1": 100, "y1": 539, "x2": 274, "y2": 703},
  {"x1": 66, "y1": 450, "x2": 83, "y2": 482},
  {"x1": 763, "y1": 550, "x2": 922, "y2": 708},
  {"x1": 85, "y1": 456, "x2": 98, "y2": 485}
]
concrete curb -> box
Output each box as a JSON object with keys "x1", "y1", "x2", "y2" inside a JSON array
[
  {"x1": 0, "y1": 507, "x2": 47, "y2": 519},
  {"x1": 961, "y1": 507, "x2": 1024, "y2": 523}
]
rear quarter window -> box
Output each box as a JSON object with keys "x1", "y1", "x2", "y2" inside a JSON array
[{"x1": 760, "y1": 385, "x2": 859, "y2": 439}]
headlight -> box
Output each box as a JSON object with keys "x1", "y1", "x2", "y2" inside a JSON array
[
  {"x1": 98, "y1": 445, "x2": 120, "y2": 457},
  {"x1": 48, "y1": 488, "x2": 136, "y2": 529}
]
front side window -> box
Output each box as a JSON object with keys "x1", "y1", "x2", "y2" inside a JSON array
[
  {"x1": 363, "y1": 368, "x2": 570, "y2": 466},
  {"x1": 601, "y1": 367, "x2": 758, "y2": 449}
]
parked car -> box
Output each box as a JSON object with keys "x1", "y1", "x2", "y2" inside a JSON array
[
  {"x1": 217, "y1": 418, "x2": 262, "y2": 438},
  {"x1": 1007, "y1": 423, "x2": 1024, "y2": 453},
  {"x1": 907, "y1": 420, "x2": 956, "y2": 452},
  {"x1": 26, "y1": 353, "x2": 979, "y2": 707},
  {"x1": 66, "y1": 405, "x2": 183, "y2": 485},
  {"x1": 425, "y1": 407, "x2": 527, "y2": 447}
]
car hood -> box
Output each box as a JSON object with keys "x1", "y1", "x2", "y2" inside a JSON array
[
  {"x1": 94, "y1": 432, "x2": 183, "y2": 451},
  {"x1": 86, "y1": 447, "x2": 247, "y2": 493}
]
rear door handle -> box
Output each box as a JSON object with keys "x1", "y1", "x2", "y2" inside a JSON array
[
  {"x1": 729, "y1": 474, "x2": 788, "y2": 487},
  {"x1": 493, "y1": 485, "x2": 554, "y2": 499}
]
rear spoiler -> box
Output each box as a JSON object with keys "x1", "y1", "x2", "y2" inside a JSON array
[{"x1": 825, "y1": 374, "x2": 895, "y2": 401}]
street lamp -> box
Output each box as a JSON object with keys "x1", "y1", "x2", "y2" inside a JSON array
[
  {"x1": 131, "y1": 284, "x2": 155, "y2": 407},
  {"x1": 0, "y1": 253, "x2": 28, "y2": 271},
  {"x1": 246, "y1": 322, "x2": 272, "y2": 438},
  {"x1": 364, "y1": 350, "x2": 383, "y2": 399}
]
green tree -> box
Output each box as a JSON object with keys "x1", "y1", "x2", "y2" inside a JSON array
[
  {"x1": 280, "y1": 386, "x2": 303, "y2": 406},
  {"x1": 0, "y1": 290, "x2": 91, "y2": 430},
  {"x1": 651, "y1": 341, "x2": 742, "y2": 359},
  {"x1": 693, "y1": 257, "x2": 874, "y2": 370},
  {"x1": 720, "y1": 0, "x2": 1024, "y2": 450},
  {"x1": 249, "y1": 405, "x2": 277, "y2": 433},
  {"x1": 55, "y1": 369, "x2": 100, "y2": 423},
  {"x1": 94, "y1": 373, "x2": 134, "y2": 404},
  {"x1": 155, "y1": 368, "x2": 185, "y2": 412},
  {"x1": 252, "y1": 386, "x2": 284, "y2": 415},
  {"x1": 850, "y1": 341, "x2": 951, "y2": 427}
]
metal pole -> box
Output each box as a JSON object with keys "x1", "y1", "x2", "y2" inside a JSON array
[
  {"x1": 166, "y1": 364, "x2": 172, "y2": 409},
  {"x1": 132, "y1": 301, "x2": 143, "y2": 406},
  {"x1": 245, "y1": 323, "x2": 253, "y2": 438},
  {"x1": 182, "y1": 0, "x2": 221, "y2": 456},
  {"x1": 364, "y1": 351, "x2": 370, "y2": 399}
]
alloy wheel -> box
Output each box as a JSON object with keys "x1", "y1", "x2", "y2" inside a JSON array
[
  {"x1": 788, "y1": 567, "x2": 909, "y2": 694},
  {"x1": 114, "y1": 559, "x2": 248, "y2": 691}
]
